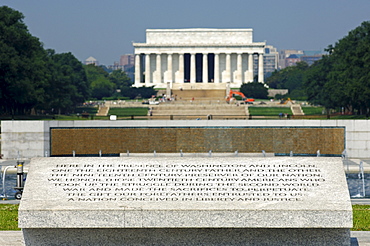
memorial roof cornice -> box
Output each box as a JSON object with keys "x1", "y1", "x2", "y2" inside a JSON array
[
  {"x1": 146, "y1": 28, "x2": 254, "y2": 32},
  {"x1": 133, "y1": 42, "x2": 266, "y2": 47}
]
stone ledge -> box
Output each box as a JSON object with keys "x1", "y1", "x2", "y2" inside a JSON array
[
  {"x1": 19, "y1": 209, "x2": 352, "y2": 229},
  {"x1": 22, "y1": 228, "x2": 350, "y2": 246},
  {"x1": 19, "y1": 157, "x2": 352, "y2": 229}
]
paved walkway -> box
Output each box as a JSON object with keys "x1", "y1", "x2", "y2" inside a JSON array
[
  {"x1": 0, "y1": 231, "x2": 24, "y2": 246},
  {"x1": 352, "y1": 231, "x2": 370, "y2": 246},
  {"x1": 344, "y1": 158, "x2": 370, "y2": 173}
]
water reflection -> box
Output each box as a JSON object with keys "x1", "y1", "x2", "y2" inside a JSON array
[
  {"x1": 347, "y1": 173, "x2": 370, "y2": 198},
  {"x1": 0, "y1": 174, "x2": 17, "y2": 199}
]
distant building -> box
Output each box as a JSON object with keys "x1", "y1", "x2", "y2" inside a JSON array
[
  {"x1": 117, "y1": 54, "x2": 134, "y2": 81},
  {"x1": 278, "y1": 50, "x2": 304, "y2": 69},
  {"x1": 85, "y1": 56, "x2": 99, "y2": 66},
  {"x1": 120, "y1": 54, "x2": 135, "y2": 67},
  {"x1": 285, "y1": 54, "x2": 301, "y2": 67},
  {"x1": 263, "y1": 45, "x2": 279, "y2": 78},
  {"x1": 253, "y1": 45, "x2": 278, "y2": 80},
  {"x1": 107, "y1": 62, "x2": 125, "y2": 71},
  {"x1": 300, "y1": 55, "x2": 322, "y2": 66},
  {"x1": 279, "y1": 50, "x2": 323, "y2": 68},
  {"x1": 300, "y1": 51, "x2": 323, "y2": 66}
]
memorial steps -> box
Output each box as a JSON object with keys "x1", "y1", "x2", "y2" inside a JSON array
[
  {"x1": 171, "y1": 83, "x2": 228, "y2": 90},
  {"x1": 170, "y1": 83, "x2": 227, "y2": 101},
  {"x1": 96, "y1": 106, "x2": 109, "y2": 116},
  {"x1": 151, "y1": 83, "x2": 247, "y2": 119},
  {"x1": 291, "y1": 104, "x2": 305, "y2": 116},
  {"x1": 172, "y1": 89, "x2": 226, "y2": 101},
  {"x1": 150, "y1": 104, "x2": 248, "y2": 119}
]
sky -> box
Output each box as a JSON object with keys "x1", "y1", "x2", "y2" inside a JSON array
[{"x1": 3, "y1": 0, "x2": 370, "y2": 65}]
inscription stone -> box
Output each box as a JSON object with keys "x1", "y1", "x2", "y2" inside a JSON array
[
  {"x1": 48, "y1": 160, "x2": 325, "y2": 203},
  {"x1": 19, "y1": 157, "x2": 352, "y2": 245}
]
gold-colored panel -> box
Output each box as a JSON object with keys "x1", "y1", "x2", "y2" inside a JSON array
[{"x1": 51, "y1": 127, "x2": 345, "y2": 156}]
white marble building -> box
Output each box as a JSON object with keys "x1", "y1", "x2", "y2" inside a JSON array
[{"x1": 133, "y1": 28, "x2": 266, "y2": 89}]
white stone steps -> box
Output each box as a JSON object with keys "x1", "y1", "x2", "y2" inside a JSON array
[
  {"x1": 290, "y1": 104, "x2": 304, "y2": 116},
  {"x1": 96, "y1": 106, "x2": 109, "y2": 116}
]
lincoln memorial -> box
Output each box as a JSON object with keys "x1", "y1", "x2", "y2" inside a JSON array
[{"x1": 133, "y1": 28, "x2": 266, "y2": 90}]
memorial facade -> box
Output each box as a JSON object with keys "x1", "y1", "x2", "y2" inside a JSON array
[{"x1": 133, "y1": 28, "x2": 266, "y2": 89}]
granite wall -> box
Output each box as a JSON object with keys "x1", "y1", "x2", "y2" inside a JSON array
[{"x1": 50, "y1": 127, "x2": 344, "y2": 156}]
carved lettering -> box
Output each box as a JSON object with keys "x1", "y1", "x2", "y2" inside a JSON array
[{"x1": 47, "y1": 161, "x2": 326, "y2": 202}]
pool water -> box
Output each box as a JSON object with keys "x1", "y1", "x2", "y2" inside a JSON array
[
  {"x1": 347, "y1": 173, "x2": 370, "y2": 198},
  {"x1": 1, "y1": 174, "x2": 25, "y2": 200}
]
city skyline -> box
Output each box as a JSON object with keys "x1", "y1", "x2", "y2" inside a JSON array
[{"x1": 3, "y1": 0, "x2": 370, "y2": 65}]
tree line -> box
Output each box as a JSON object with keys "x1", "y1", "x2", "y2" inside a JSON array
[
  {"x1": 2, "y1": 6, "x2": 370, "y2": 116},
  {"x1": 267, "y1": 21, "x2": 370, "y2": 115},
  {"x1": 0, "y1": 6, "x2": 154, "y2": 116},
  {"x1": 85, "y1": 64, "x2": 155, "y2": 102}
]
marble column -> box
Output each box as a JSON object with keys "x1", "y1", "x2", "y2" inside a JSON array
[
  {"x1": 226, "y1": 53, "x2": 231, "y2": 82},
  {"x1": 258, "y1": 53, "x2": 264, "y2": 83},
  {"x1": 214, "y1": 53, "x2": 220, "y2": 83},
  {"x1": 178, "y1": 53, "x2": 184, "y2": 83},
  {"x1": 202, "y1": 53, "x2": 208, "y2": 83},
  {"x1": 156, "y1": 54, "x2": 161, "y2": 84},
  {"x1": 190, "y1": 53, "x2": 196, "y2": 83},
  {"x1": 134, "y1": 54, "x2": 141, "y2": 86},
  {"x1": 237, "y1": 53, "x2": 242, "y2": 83},
  {"x1": 167, "y1": 53, "x2": 173, "y2": 83},
  {"x1": 145, "y1": 53, "x2": 151, "y2": 86},
  {"x1": 248, "y1": 53, "x2": 254, "y2": 82}
]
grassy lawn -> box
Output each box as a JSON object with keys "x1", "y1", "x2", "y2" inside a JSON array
[
  {"x1": 0, "y1": 105, "x2": 369, "y2": 120},
  {"x1": 331, "y1": 115, "x2": 368, "y2": 119},
  {"x1": 352, "y1": 204, "x2": 370, "y2": 231},
  {"x1": 0, "y1": 106, "x2": 100, "y2": 121},
  {"x1": 248, "y1": 107, "x2": 292, "y2": 116},
  {"x1": 108, "y1": 107, "x2": 148, "y2": 117},
  {"x1": 52, "y1": 115, "x2": 108, "y2": 120},
  {"x1": 0, "y1": 204, "x2": 19, "y2": 230},
  {"x1": 301, "y1": 107, "x2": 324, "y2": 115},
  {"x1": 75, "y1": 106, "x2": 98, "y2": 115},
  {"x1": 0, "y1": 115, "x2": 57, "y2": 120},
  {"x1": 0, "y1": 116, "x2": 107, "y2": 121},
  {"x1": 2, "y1": 204, "x2": 369, "y2": 231}
]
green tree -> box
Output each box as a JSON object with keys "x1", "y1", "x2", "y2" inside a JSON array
[
  {"x1": 45, "y1": 51, "x2": 89, "y2": 114},
  {"x1": 137, "y1": 86, "x2": 156, "y2": 99},
  {"x1": 304, "y1": 21, "x2": 370, "y2": 116},
  {"x1": 84, "y1": 64, "x2": 114, "y2": 99},
  {"x1": 266, "y1": 62, "x2": 309, "y2": 100},
  {"x1": 240, "y1": 82, "x2": 268, "y2": 99},
  {"x1": 330, "y1": 21, "x2": 370, "y2": 115},
  {"x1": 108, "y1": 69, "x2": 132, "y2": 97},
  {"x1": 91, "y1": 77, "x2": 115, "y2": 100},
  {"x1": 304, "y1": 56, "x2": 338, "y2": 117},
  {"x1": 119, "y1": 86, "x2": 156, "y2": 100},
  {"x1": 109, "y1": 69, "x2": 132, "y2": 88},
  {"x1": 0, "y1": 6, "x2": 48, "y2": 115}
]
